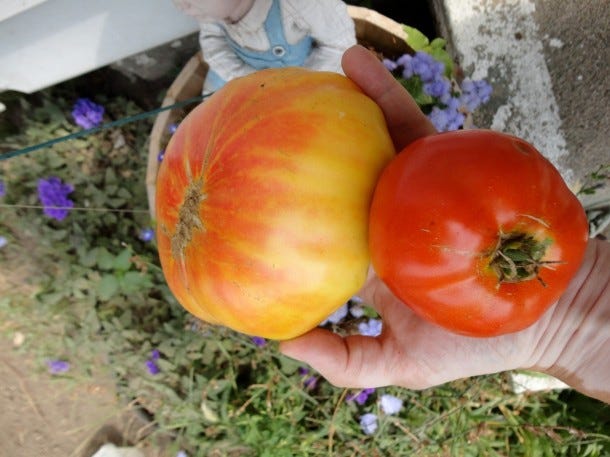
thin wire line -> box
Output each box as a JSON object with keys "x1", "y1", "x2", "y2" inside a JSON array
[
  {"x1": 0, "y1": 94, "x2": 208, "y2": 162},
  {"x1": 0, "y1": 203, "x2": 150, "y2": 214}
]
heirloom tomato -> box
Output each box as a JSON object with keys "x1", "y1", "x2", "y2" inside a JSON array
[
  {"x1": 369, "y1": 130, "x2": 589, "y2": 337},
  {"x1": 156, "y1": 67, "x2": 394, "y2": 340}
]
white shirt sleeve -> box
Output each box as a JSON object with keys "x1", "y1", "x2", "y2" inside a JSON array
[
  {"x1": 199, "y1": 21, "x2": 257, "y2": 85},
  {"x1": 284, "y1": 0, "x2": 357, "y2": 73}
]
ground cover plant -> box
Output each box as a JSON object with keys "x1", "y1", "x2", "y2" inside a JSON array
[{"x1": 1, "y1": 29, "x2": 610, "y2": 457}]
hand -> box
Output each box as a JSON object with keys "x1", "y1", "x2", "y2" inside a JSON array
[{"x1": 279, "y1": 46, "x2": 610, "y2": 403}]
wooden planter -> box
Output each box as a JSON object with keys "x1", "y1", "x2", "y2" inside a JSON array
[{"x1": 146, "y1": 6, "x2": 413, "y2": 218}]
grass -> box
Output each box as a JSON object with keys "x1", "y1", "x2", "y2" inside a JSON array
[{"x1": 1, "y1": 63, "x2": 610, "y2": 457}]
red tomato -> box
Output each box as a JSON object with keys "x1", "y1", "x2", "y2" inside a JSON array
[
  {"x1": 369, "y1": 130, "x2": 589, "y2": 337},
  {"x1": 155, "y1": 67, "x2": 394, "y2": 340}
]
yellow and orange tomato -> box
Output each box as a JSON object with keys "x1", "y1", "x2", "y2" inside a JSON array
[{"x1": 156, "y1": 67, "x2": 394, "y2": 340}]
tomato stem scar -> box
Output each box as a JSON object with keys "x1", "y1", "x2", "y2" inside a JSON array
[
  {"x1": 488, "y1": 232, "x2": 563, "y2": 286},
  {"x1": 171, "y1": 178, "x2": 205, "y2": 263}
]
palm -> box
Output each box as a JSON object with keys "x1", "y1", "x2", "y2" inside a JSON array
[{"x1": 354, "y1": 274, "x2": 540, "y2": 389}]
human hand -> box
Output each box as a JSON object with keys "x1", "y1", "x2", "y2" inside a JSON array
[{"x1": 279, "y1": 46, "x2": 610, "y2": 402}]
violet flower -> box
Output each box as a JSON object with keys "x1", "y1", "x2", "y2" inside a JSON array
[
  {"x1": 37, "y1": 177, "x2": 74, "y2": 221},
  {"x1": 347, "y1": 387, "x2": 376, "y2": 405},
  {"x1": 320, "y1": 303, "x2": 348, "y2": 325},
  {"x1": 411, "y1": 51, "x2": 444, "y2": 83},
  {"x1": 139, "y1": 227, "x2": 155, "y2": 242},
  {"x1": 298, "y1": 367, "x2": 318, "y2": 390},
  {"x1": 145, "y1": 349, "x2": 161, "y2": 375},
  {"x1": 380, "y1": 394, "x2": 403, "y2": 415},
  {"x1": 359, "y1": 413, "x2": 378, "y2": 435},
  {"x1": 251, "y1": 336, "x2": 266, "y2": 347},
  {"x1": 460, "y1": 79, "x2": 493, "y2": 111},
  {"x1": 71, "y1": 98, "x2": 105, "y2": 129},
  {"x1": 47, "y1": 359, "x2": 70, "y2": 375},
  {"x1": 145, "y1": 360, "x2": 160, "y2": 375},
  {"x1": 358, "y1": 319, "x2": 382, "y2": 337}
]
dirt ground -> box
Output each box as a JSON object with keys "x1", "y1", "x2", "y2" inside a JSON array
[{"x1": 0, "y1": 336, "x2": 172, "y2": 457}]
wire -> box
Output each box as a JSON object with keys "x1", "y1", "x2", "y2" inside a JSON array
[
  {"x1": 0, "y1": 203, "x2": 150, "y2": 214},
  {"x1": 0, "y1": 95, "x2": 207, "y2": 162}
]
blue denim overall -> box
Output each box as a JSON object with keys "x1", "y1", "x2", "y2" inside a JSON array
[{"x1": 205, "y1": 0, "x2": 313, "y2": 91}]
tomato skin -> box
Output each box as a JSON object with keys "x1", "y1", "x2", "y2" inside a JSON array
[
  {"x1": 369, "y1": 130, "x2": 589, "y2": 337},
  {"x1": 156, "y1": 67, "x2": 394, "y2": 340}
]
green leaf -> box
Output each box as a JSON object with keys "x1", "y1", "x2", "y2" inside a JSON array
[
  {"x1": 105, "y1": 168, "x2": 118, "y2": 185},
  {"x1": 117, "y1": 187, "x2": 132, "y2": 199},
  {"x1": 429, "y1": 37, "x2": 447, "y2": 49},
  {"x1": 399, "y1": 77, "x2": 434, "y2": 107},
  {"x1": 80, "y1": 247, "x2": 98, "y2": 268},
  {"x1": 113, "y1": 248, "x2": 132, "y2": 271},
  {"x1": 278, "y1": 355, "x2": 302, "y2": 375},
  {"x1": 98, "y1": 274, "x2": 119, "y2": 301},
  {"x1": 425, "y1": 47, "x2": 454, "y2": 77},
  {"x1": 96, "y1": 247, "x2": 115, "y2": 270},
  {"x1": 403, "y1": 25, "x2": 429, "y2": 51},
  {"x1": 120, "y1": 271, "x2": 151, "y2": 292},
  {"x1": 107, "y1": 198, "x2": 126, "y2": 208}
]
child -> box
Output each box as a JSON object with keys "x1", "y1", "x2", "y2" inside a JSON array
[{"x1": 173, "y1": 0, "x2": 357, "y2": 93}]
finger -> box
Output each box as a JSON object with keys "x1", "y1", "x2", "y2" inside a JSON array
[
  {"x1": 279, "y1": 327, "x2": 394, "y2": 388},
  {"x1": 341, "y1": 45, "x2": 437, "y2": 150}
]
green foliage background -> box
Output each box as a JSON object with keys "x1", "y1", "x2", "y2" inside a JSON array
[{"x1": 1, "y1": 63, "x2": 609, "y2": 457}]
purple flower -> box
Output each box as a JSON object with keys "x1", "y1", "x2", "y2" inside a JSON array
[
  {"x1": 358, "y1": 319, "x2": 382, "y2": 337},
  {"x1": 423, "y1": 78, "x2": 452, "y2": 101},
  {"x1": 157, "y1": 150, "x2": 165, "y2": 162},
  {"x1": 71, "y1": 98, "x2": 104, "y2": 129},
  {"x1": 382, "y1": 58, "x2": 398, "y2": 71},
  {"x1": 145, "y1": 349, "x2": 161, "y2": 375},
  {"x1": 304, "y1": 376, "x2": 318, "y2": 390},
  {"x1": 251, "y1": 336, "x2": 266, "y2": 347},
  {"x1": 298, "y1": 367, "x2": 310, "y2": 376},
  {"x1": 411, "y1": 52, "x2": 444, "y2": 83},
  {"x1": 37, "y1": 177, "x2": 74, "y2": 221},
  {"x1": 139, "y1": 227, "x2": 155, "y2": 242},
  {"x1": 380, "y1": 394, "x2": 403, "y2": 415},
  {"x1": 396, "y1": 54, "x2": 414, "y2": 79},
  {"x1": 298, "y1": 367, "x2": 318, "y2": 389},
  {"x1": 460, "y1": 79, "x2": 493, "y2": 111},
  {"x1": 47, "y1": 359, "x2": 70, "y2": 374},
  {"x1": 347, "y1": 387, "x2": 375, "y2": 405},
  {"x1": 176, "y1": 451, "x2": 188, "y2": 457},
  {"x1": 0, "y1": 180, "x2": 5, "y2": 197},
  {"x1": 428, "y1": 97, "x2": 465, "y2": 132},
  {"x1": 145, "y1": 359, "x2": 160, "y2": 375},
  {"x1": 168, "y1": 123, "x2": 179, "y2": 134},
  {"x1": 349, "y1": 297, "x2": 366, "y2": 318},
  {"x1": 321, "y1": 303, "x2": 348, "y2": 325},
  {"x1": 0, "y1": 236, "x2": 7, "y2": 249},
  {"x1": 359, "y1": 413, "x2": 378, "y2": 435}
]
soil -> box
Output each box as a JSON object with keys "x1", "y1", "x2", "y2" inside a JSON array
[
  {"x1": 0, "y1": 334, "x2": 172, "y2": 457},
  {"x1": 0, "y1": 336, "x2": 117, "y2": 457}
]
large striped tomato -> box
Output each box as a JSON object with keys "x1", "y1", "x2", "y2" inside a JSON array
[
  {"x1": 156, "y1": 68, "x2": 394, "y2": 340},
  {"x1": 369, "y1": 130, "x2": 589, "y2": 337}
]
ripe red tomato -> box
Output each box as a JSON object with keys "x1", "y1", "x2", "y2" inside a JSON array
[
  {"x1": 156, "y1": 67, "x2": 394, "y2": 340},
  {"x1": 369, "y1": 130, "x2": 589, "y2": 337}
]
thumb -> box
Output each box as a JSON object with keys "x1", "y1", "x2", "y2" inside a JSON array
[{"x1": 279, "y1": 327, "x2": 391, "y2": 388}]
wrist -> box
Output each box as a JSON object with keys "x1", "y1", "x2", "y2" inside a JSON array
[{"x1": 526, "y1": 239, "x2": 610, "y2": 403}]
